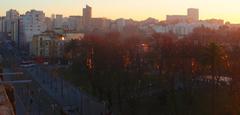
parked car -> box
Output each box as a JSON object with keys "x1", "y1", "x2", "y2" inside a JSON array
[{"x1": 19, "y1": 61, "x2": 36, "y2": 68}]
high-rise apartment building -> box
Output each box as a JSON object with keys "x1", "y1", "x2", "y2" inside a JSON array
[
  {"x1": 54, "y1": 14, "x2": 63, "y2": 29},
  {"x1": 22, "y1": 10, "x2": 47, "y2": 42},
  {"x1": 5, "y1": 9, "x2": 20, "y2": 45},
  {"x1": 5, "y1": 9, "x2": 19, "y2": 33},
  {"x1": 11, "y1": 19, "x2": 19, "y2": 45},
  {"x1": 68, "y1": 16, "x2": 83, "y2": 31},
  {"x1": 19, "y1": 15, "x2": 26, "y2": 48},
  {"x1": 83, "y1": 5, "x2": 92, "y2": 29},
  {"x1": 45, "y1": 17, "x2": 53, "y2": 31},
  {"x1": 187, "y1": 8, "x2": 199, "y2": 22},
  {"x1": 0, "y1": 17, "x2": 6, "y2": 32}
]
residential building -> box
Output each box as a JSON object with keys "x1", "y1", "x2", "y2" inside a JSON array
[
  {"x1": 204, "y1": 19, "x2": 224, "y2": 25},
  {"x1": 166, "y1": 15, "x2": 188, "y2": 24},
  {"x1": 5, "y1": 9, "x2": 19, "y2": 33},
  {"x1": 140, "y1": 18, "x2": 159, "y2": 26},
  {"x1": 22, "y1": 10, "x2": 47, "y2": 42},
  {"x1": 0, "y1": 17, "x2": 5, "y2": 32},
  {"x1": 187, "y1": 8, "x2": 199, "y2": 22},
  {"x1": 51, "y1": 14, "x2": 55, "y2": 20},
  {"x1": 31, "y1": 32, "x2": 84, "y2": 58},
  {"x1": 166, "y1": 8, "x2": 199, "y2": 24},
  {"x1": 83, "y1": 5, "x2": 92, "y2": 30},
  {"x1": 45, "y1": 17, "x2": 53, "y2": 31},
  {"x1": 116, "y1": 18, "x2": 126, "y2": 29},
  {"x1": 153, "y1": 21, "x2": 223, "y2": 38},
  {"x1": 5, "y1": 9, "x2": 20, "y2": 44},
  {"x1": 54, "y1": 14, "x2": 63, "y2": 29},
  {"x1": 68, "y1": 16, "x2": 83, "y2": 31},
  {"x1": 63, "y1": 32, "x2": 84, "y2": 41},
  {"x1": 11, "y1": 19, "x2": 19, "y2": 45},
  {"x1": 31, "y1": 32, "x2": 62, "y2": 58},
  {"x1": 110, "y1": 18, "x2": 126, "y2": 32},
  {"x1": 90, "y1": 18, "x2": 111, "y2": 32},
  {"x1": 18, "y1": 15, "x2": 27, "y2": 48}
]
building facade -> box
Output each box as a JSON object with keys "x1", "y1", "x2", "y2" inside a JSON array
[
  {"x1": 90, "y1": 18, "x2": 111, "y2": 32},
  {"x1": 4, "y1": 9, "x2": 20, "y2": 45},
  {"x1": 83, "y1": 5, "x2": 92, "y2": 30},
  {"x1": 22, "y1": 10, "x2": 47, "y2": 42},
  {"x1": 31, "y1": 32, "x2": 84, "y2": 58},
  {"x1": 68, "y1": 16, "x2": 83, "y2": 31},
  {"x1": 166, "y1": 8, "x2": 199, "y2": 24},
  {"x1": 153, "y1": 21, "x2": 223, "y2": 38},
  {"x1": 166, "y1": 15, "x2": 188, "y2": 24},
  {"x1": 64, "y1": 32, "x2": 84, "y2": 41},
  {"x1": 54, "y1": 14, "x2": 63, "y2": 29},
  {"x1": 187, "y1": 8, "x2": 199, "y2": 23},
  {"x1": 45, "y1": 17, "x2": 53, "y2": 31},
  {"x1": 0, "y1": 17, "x2": 6, "y2": 32},
  {"x1": 31, "y1": 32, "x2": 62, "y2": 58},
  {"x1": 5, "y1": 9, "x2": 19, "y2": 33}
]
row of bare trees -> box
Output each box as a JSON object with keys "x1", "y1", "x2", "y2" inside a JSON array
[{"x1": 63, "y1": 27, "x2": 240, "y2": 115}]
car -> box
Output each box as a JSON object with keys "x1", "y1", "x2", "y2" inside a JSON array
[
  {"x1": 19, "y1": 61, "x2": 36, "y2": 68},
  {"x1": 43, "y1": 61, "x2": 49, "y2": 65}
]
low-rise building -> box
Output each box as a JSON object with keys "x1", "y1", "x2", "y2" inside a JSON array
[
  {"x1": 30, "y1": 32, "x2": 84, "y2": 59},
  {"x1": 31, "y1": 32, "x2": 62, "y2": 58},
  {"x1": 166, "y1": 15, "x2": 188, "y2": 24},
  {"x1": 153, "y1": 21, "x2": 223, "y2": 38},
  {"x1": 89, "y1": 18, "x2": 111, "y2": 32},
  {"x1": 63, "y1": 32, "x2": 84, "y2": 41},
  {"x1": 166, "y1": 8, "x2": 199, "y2": 24}
]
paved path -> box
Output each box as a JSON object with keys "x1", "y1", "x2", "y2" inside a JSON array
[
  {"x1": 0, "y1": 35, "x2": 105, "y2": 115},
  {"x1": 24, "y1": 66, "x2": 105, "y2": 115},
  {"x1": 4, "y1": 68, "x2": 62, "y2": 115}
]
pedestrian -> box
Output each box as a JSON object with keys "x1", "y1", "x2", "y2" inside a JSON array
[{"x1": 29, "y1": 97, "x2": 33, "y2": 105}]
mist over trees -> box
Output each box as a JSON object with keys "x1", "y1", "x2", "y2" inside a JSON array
[{"x1": 62, "y1": 27, "x2": 240, "y2": 115}]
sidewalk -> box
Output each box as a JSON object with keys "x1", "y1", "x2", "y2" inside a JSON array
[{"x1": 25, "y1": 65, "x2": 105, "y2": 115}]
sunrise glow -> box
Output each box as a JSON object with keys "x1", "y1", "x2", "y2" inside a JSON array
[{"x1": 1, "y1": 0, "x2": 240, "y2": 23}]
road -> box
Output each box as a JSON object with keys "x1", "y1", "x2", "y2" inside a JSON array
[
  {"x1": 0, "y1": 38, "x2": 62, "y2": 115},
  {"x1": 0, "y1": 36, "x2": 105, "y2": 115},
  {"x1": 4, "y1": 68, "x2": 62, "y2": 115},
  {"x1": 25, "y1": 65, "x2": 105, "y2": 115}
]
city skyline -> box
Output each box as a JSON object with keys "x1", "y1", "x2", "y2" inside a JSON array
[{"x1": 1, "y1": 0, "x2": 240, "y2": 23}]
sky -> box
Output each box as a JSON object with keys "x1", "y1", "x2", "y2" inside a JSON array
[{"x1": 1, "y1": 0, "x2": 240, "y2": 23}]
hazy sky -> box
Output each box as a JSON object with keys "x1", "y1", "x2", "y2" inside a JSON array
[{"x1": 1, "y1": 0, "x2": 240, "y2": 23}]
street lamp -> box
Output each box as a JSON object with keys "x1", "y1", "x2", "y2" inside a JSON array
[{"x1": 61, "y1": 37, "x2": 65, "y2": 41}]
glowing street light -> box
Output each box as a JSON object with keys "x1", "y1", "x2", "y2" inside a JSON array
[{"x1": 61, "y1": 36, "x2": 65, "y2": 41}]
